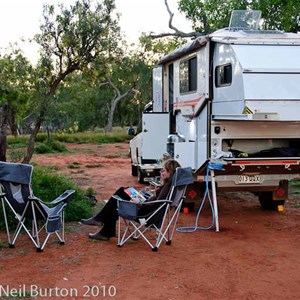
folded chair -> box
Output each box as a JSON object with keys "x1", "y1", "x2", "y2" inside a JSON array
[
  {"x1": 0, "y1": 161, "x2": 75, "y2": 252},
  {"x1": 114, "y1": 167, "x2": 194, "y2": 251}
]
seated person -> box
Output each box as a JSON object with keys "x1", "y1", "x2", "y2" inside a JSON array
[{"x1": 81, "y1": 159, "x2": 181, "y2": 241}]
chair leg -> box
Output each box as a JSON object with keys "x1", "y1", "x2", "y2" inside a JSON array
[
  {"x1": 55, "y1": 231, "x2": 65, "y2": 243},
  {"x1": 1, "y1": 199, "x2": 11, "y2": 244},
  {"x1": 117, "y1": 216, "x2": 121, "y2": 246},
  {"x1": 31, "y1": 202, "x2": 41, "y2": 248},
  {"x1": 61, "y1": 211, "x2": 65, "y2": 241},
  {"x1": 40, "y1": 234, "x2": 51, "y2": 251}
]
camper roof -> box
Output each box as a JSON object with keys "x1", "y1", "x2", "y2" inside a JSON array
[
  {"x1": 158, "y1": 29, "x2": 300, "y2": 66},
  {"x1": 211, "y1": 28, "x2": 300, "y2": 45}
]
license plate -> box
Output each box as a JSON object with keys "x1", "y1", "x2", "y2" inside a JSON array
[
  {"x1": 238, "y1": 175, "x2": 261, "y2": 184},
  {"x1": 144, "y1": 177, "x2": 154, "y2": 182}
]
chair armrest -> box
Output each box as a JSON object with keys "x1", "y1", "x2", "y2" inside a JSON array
[
  {"x1": 112, "y1": 195, "x2": 171, "y2": 205},
  {"x1": 140, "y1": 199, "x2": 172, "y2": 205},
  {"x1": 49, "y1": 190, "x2": 75, "y2": 204},
  {"x1": 0, "y1": 192, "x2": 5, "y2": 197}
]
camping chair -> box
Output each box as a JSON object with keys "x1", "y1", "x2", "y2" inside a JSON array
[
  {"x1": 114, "y1": 167, "x2": 194, "y2": 251},
  {"x1": 0, "y1": 161, "x2": 75, "y2": 252}
]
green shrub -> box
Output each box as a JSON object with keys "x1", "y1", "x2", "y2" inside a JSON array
[
  {"x1": 9, "y1": 149, "x2": 26, "y2": 162},
  {"x1": 35, "y1": 143, "x2": 53, "y2": 154},
  {"x1": 35, "y1": 133, "x2": 48, "y2": 143},
  {"x1": 48, "y1": 140, "x2": 67, "y2": 152},
  {"x1": 0, "y1": 165, "x2": 93, "y2": 231},
  {"x1": 7, "y1": 129, "x2": 133, "y2": 151},
  {"x1": 7, "y1": 136, "x2": 28, "y2": 148},
  {"x1": 35, "y1": 141, "x2": 67, "y2": 154}
]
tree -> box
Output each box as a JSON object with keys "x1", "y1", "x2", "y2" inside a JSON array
[
  {"x1": 0, "y1": 49, "x2": 34, "y2": 161},
  {"x1": 97, "y1": 53, "x2": 151, "y2": 133},
  {"x1": 148, "y1": 0, "x2": 200, "y2": 39},
  {"x1": 0, "y1": 50, "x2": 33, "y2": 134},
  {"x1": 53, "y1": 72, "x2": 104, "y2": 131},
  {"x1": 40, "y1": 49, "x2": 152, "y2": 134},
  {"x1": 256, "y1": 0, "x2": 300, "y2": 32},
  {"x1": 100, "y1": 78, "x2": 132, "y2": 133},
  {"x1": 148, "y1": 0, "x2": 300, "y2": 41},
  {"x1": 22, "y1": 0, "x2": 121, "y2": 163},
  {"x1": 177, "y1": 0, "x2": 300, "y2": 34},
  {"x1": 0, "y1": 103, "x2": 8, "y2": 161}
]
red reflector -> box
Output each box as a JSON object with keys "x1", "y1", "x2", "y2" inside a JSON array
[
  {"x1": 276, "y1": 187, "x2": 285, "y2": 197},
  {"x1": 188, "y1": 190, "x2": 197, "y2": 199}
]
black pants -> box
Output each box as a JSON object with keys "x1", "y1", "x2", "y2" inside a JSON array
[{"x1": 93, "y1": 187, "x2": 131, "y2": 237}]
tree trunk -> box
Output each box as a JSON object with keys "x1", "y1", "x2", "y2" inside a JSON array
[
  {"x1": 105, "y1": 91, "x2": 131, "y2": 133},
  {"x1": 100, "y1": 78, "x2": 132, "y2": 133},
  {"x1": 22, "y1": 118, "x2": 43, "y2": 164},
  {"x1": 106, "y1": 100, "x2": 118, "y2": 133},
  {"x1": 9, "y1": 107, "x2": 18, "y2": 137},
  {"x1": 0, "y1": 105, "x2": 8, "y2": 162}
]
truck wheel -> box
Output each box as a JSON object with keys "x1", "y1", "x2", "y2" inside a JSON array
[
  {"x1": 131, "y1": 164, "x2": 138, "y2": 176},
  {"x1": 137, "y1": 167, "x2": 145, "y2": 184},
  {"x1": 258, "y1": 192, "x2": 285, "y2": 210}
]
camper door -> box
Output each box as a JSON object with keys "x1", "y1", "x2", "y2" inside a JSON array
[
  {"x1": 152, "y1": 66, "x2": 163, "y2": 112},
  {"x1": 141, "y1": 113, "x2": 169, "y2": 161}
]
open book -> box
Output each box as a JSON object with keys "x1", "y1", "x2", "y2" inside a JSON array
[{"x1": 124, "y1": 187, "x2": 147, "y2": 203}]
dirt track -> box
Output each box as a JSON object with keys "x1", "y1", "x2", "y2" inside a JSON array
[{"x1": 0, "y1": 143, "x2": 299, "y2": 300}]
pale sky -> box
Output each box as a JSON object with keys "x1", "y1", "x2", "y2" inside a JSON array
[{"x1": 0, "y1": 0, "x2": 192, "y2": 63}]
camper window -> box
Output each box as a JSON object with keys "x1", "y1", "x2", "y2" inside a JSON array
[
  {"x1": 179, "y1": 56, "x2": 197, "y2": 94},
  {"x1": 215, "y1": 64, "x2": 232, "y2": 87}
]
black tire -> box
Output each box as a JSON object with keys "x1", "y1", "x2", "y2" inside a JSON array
[
  {"x1": 131, "y1": 164, "x2": 138, "y2": 176},
  {"x1": 258, "y1": 192, "x2": 285, "y2": 210},
  {"x1": 137, "y1": 167, "x2": 145, "y2": 184},
  {"x1": 129, "y1": 148, "x2": 138, "y2": 177}
]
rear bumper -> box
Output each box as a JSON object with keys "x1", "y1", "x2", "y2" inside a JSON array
[{"x1": 196, "y1": 158, "x2": 300, "y2": 192}]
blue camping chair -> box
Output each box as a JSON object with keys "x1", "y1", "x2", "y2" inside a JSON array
[
  {"x1": 114, "y1": 167, "x2": 194, "y2": 251},
  {"x1": 0, "y1": 161, "x2": 75, "y2": 252}
]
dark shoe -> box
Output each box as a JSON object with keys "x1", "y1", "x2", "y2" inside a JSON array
[
  {"x1": 81, "y1": 217, "x2": 103, "y2": 227},
  {"x1": 89, "y1": 232, "x2": 110, "y2": 241}
]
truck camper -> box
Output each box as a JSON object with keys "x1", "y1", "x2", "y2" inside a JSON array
[{"x1": 130, "y1": 10, "x2": 300, "y2": 210}]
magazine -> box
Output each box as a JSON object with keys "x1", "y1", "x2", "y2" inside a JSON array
[{"x1": 124, "y1": 187, "x2": 147, "y2": 203}]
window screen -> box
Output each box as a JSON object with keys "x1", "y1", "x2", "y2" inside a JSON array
[{"x1": 215, "y1": 64, "x2": 232, "y2": 87}]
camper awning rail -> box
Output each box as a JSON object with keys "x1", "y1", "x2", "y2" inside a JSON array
[{"x1": 157, "y1": 36, "x2": 209, "y2": 65}]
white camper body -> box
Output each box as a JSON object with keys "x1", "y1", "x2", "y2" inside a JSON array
[
  {"x1": 130, "y1": 65, "x2": 170, "y2": 183},
  {"x1": 130, "y1": 112, "x2": 169, "y2": 182},
  {"x1": 130, "y1": 12, "x2": 300, "y2": 208},
  {"x1": 168, "y1": 30, "x2": 300, "y2": 167}
]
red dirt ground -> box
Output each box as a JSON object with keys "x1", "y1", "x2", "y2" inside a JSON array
[{"x1": 0, "y1": 143, "x2": 299, "y2": 300}]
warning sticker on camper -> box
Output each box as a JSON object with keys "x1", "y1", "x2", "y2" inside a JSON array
[{"x1": 243, "y1": 106, "x2": 253, "y2": 114}]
